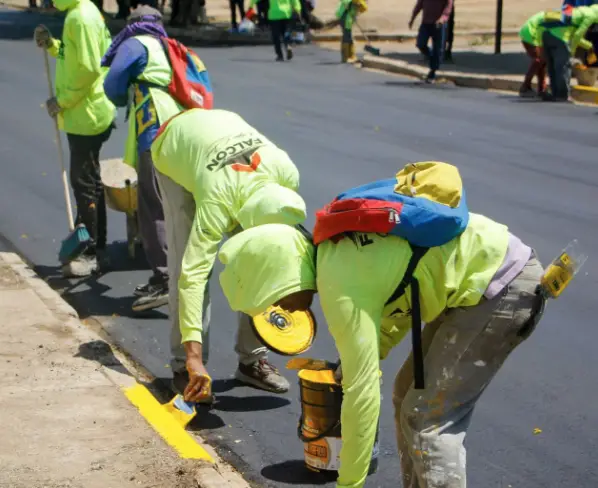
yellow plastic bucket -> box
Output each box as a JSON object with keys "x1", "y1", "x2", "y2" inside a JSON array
[{"x1": 297, "y1": 369, "x2": 379, "y2": 476}]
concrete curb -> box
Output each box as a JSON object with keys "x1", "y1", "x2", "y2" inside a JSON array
[
  {"x1": 572, "y1": 85, "x2": 598, "y2": 104},
  {"x1": 361, "y1": 54, "x2": 598, "y2": 104},
  {"x1": 0, "y1": 252, "x2": 250, "y2": 488},
  {"x1": 312, "y1": 28, "x2": 520, "y2": 43}
]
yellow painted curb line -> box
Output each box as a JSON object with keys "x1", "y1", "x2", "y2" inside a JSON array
[
  {"x1": 124, "y1": 383, "x2": 214, "y2": 462},
  {"x1": 572, "y1": 85, "x2": 598, "y2": 105}
]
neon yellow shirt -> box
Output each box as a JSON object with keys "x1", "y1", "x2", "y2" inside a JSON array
[
  {"x1": 48, "y1": 0, "x2": 115, "y2": 135},
  {"x1": 151, "y1": 109, "x2": 307, "y2": 344},
  {"x1": 218, "y1": 213, "x2": 509, "y2": 488},
  {"x1": 520, "y1": 12, "x2": 546, "y2": 47}
]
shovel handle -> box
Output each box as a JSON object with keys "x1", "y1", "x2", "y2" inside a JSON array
[{"x1": 43, "y1": 49, "x2": 75, "y2": 231}]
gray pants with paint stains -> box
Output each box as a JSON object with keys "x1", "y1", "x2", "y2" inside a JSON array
[
  {"x1": 393, "y1": 253, "x2": 546, "y2": 488},
  {"x1": 155, "y1": 171, "x2": 267, "y2": 372}
]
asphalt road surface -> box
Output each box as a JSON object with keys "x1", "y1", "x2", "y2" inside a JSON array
[{"x1": 1, "y1": 8, "x2": 598, "y2": 488}]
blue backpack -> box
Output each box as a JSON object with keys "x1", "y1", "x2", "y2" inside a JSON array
[{"x1": 313, "y1": 162, "x2": 469, "y2": 389}]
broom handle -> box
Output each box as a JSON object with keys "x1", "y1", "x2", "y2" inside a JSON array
[
  {"x1": 43, "y1": 49, "x2": 75, "y2": 232},
  {"x1": 354, "y1": 19, "x2": 370, "y2": 44}
]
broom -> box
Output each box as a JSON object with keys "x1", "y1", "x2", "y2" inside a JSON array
[
  {"x1": 355, "y1": 19, "x2": 380, "y2": 56},
  {"x1": 42, "y1": 49, "x2": 91, "y2": 264}
]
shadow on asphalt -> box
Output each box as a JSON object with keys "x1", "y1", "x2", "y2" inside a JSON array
[
  {"x1": 212, "y1": 394, "x2": 291, "y2": 412},
  {"x1": 383, "y1": 50, "x2": 528, "y2": 77},
  {"x1": 261, "y1": 460, "x2": 333, "y2": 485}
]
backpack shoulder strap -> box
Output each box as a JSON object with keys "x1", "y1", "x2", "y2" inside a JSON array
[
  {"x1": 385, "y1": 244, "x2": 428, "y2": 390},
  {"x1": 385, "y1": 245, "x2": 428, "y2": 306}
]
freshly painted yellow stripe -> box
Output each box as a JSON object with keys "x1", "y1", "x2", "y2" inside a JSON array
[{"x1": 123, "y1": 383, "x2": 214, "y2": 462}]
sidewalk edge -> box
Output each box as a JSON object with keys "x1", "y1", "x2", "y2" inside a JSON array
[
  {"x1": 0, "y1": 251, "x2": 251, "y2": 488},
  {"x1": 360, "y1": 55, "x2": 598, "y2": 105}
]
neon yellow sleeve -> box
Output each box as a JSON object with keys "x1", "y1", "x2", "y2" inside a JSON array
[
  {"x1": 570, "y1": 11, "x2": 598, "y2": 54},
  {"x1": 320, "y1": 294, "x2": 381, "y2": 488},
  {"x1": 56, "y1": 20, "x2": 104, "y2": 109},
  {"x1": 179, "y1": 199, "x2": 234, "y2": 344},
  {"x1": 293, "y1": 0, "x2": 302, "y2": 14},
  {"x1": 47, "y1": 38, "x2": 61, "y2": 58}
]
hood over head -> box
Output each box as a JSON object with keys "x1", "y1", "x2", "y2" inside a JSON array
[
  {"x1": 53, "y1": 0, "x2": 78, "y2": 11},
  {"x1": 127, "y1": 5, "x2": 163, "y2": 24},
  {"x1": 237, "y1": 183, "x2": 307, "y2": 230},
  {"x1": 218, "y1": 224, "x2": 316, "y2": 317}
]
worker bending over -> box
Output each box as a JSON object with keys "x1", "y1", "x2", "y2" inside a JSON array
[
  {"x1": 150, "y1": 108, "x2": 307, "y2": 399},
  {"x1": 215, "y1": 162, "x2": 547, "y2": 488},
  {"x1": 540, "y1": 4, "x2": 598, "y2": 101},
  {"x1": 102, "y1": 6, "x2": 181, "y2": 312}
]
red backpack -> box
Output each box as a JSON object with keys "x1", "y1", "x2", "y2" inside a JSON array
[{"x1": 157, "y1": 37, "x2": 214, "y2": 110}]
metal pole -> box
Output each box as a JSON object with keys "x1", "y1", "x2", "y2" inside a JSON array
[{"x1": 495, "y1": 0, "x2": 503, "y2": 54}]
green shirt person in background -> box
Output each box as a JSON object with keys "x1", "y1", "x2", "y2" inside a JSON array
[
  {"x1": 150, "y1": 108, "x2": 307, "y2": 400},
  {"x1": 249, "y1": 0, "x2": 301, "y2": 61},
  {"x1": 216, "y1": 187, "x2": 546, "y2": 488},
  {"x1": 335, "y1": 0, "x2": 367, "y2": 63},
  {"x1": 540, "y1": 5, "x2": 598, "y2": 101},
  {"x1": 34, "y1": 0, "x2": 116, "y2": 277}
]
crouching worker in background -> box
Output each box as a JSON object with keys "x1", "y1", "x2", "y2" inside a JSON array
[
  {"x1": 102, "y1": 6, "x2": 182, "y2": 312},
  {"x1": 215, "y1": 162, "x2": 547, "y2": 488},
  {"x1": 150, "y1": 108, "x2": 307, "y2": 402}
]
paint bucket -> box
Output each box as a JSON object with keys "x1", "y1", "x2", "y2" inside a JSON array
[{"x1": 297, "y1": 369, "x2": 379, "y2": 477}]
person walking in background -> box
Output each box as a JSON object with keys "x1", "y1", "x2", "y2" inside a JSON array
[
  {"x1": 250, "y1": 0, "x2": 301, "y2": 61},
  {"x1": 541, "y1": 5, "x2": 598, "y2": 101},
  {"x1": 101, "y1": 6, "x2": 184, "y2": 312},
  {"x1": 519, "y1": 11, "x2": 547, "y2": 98},
  {"x1": 408, "y1": 0, "x2": 454, "y2": 83},
  {"x1": 34, "y1": 0, "x2": 116, "y2": 277},
  {"x1": 230, "y1": 0, "x2": 246, "y2": 30}
]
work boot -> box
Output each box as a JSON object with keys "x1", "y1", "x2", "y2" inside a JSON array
[
  {"x1": 519, "y1": 86, "x2": 537, "y2": 98},
  {"x1": 347, "y1": 42, "x2": 358, "y2": 63},
  {"x1": 235, "y1": 359, "x2": 290, "y2": 393},
  {"x1": 61, "y1": 254, "x2": 98, "y2": 278},
  {"x1": 341, "y1": 42, "x2": 350, "y2": 63},
  {"x1": 132, "y1": 282, "x2": 169, "y2": 312}
]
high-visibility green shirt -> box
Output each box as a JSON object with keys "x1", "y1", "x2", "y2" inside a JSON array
[
  {"x1": 218, "y1": 213, "x2": 510, "y2": 488},
  {"x1": 151, "y1": 109, "x2": 307, "y2": 344},
  {"x1": 47, "y1": 0, "x2": 115, "y2": 135},
  {"x1": 249, "y1": 0, "x2": 301, "y2": 20}
]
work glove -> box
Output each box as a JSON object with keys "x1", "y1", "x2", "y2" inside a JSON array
[
  {"x1": 34, "y1": 24, "x2": 53, "y2": 49},
  {"x1": 46, "y1": 97, "x2": 62, "y2": 118}
]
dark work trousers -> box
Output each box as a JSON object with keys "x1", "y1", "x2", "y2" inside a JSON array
[
  {"x1": 257, "y1": 0, "x2": 269, "y2": 27},
  {"x1": 137, "y1": 150, "x2": 168, "y2": 286},
  {"x1": 543, "y1": 31, "x2": 571, "y2": 100},
  {"x1": 66, "y1": 124, "x2": 113, "y2": 256},
  {"x1": 271, "y1": 19, "x2": 290, "y2": 59},
  {"x1": 445, "y1": 5, "x2": 455, "y2": 56},
  {"x1": 417, "y1": 22, "x2": 447, "y2": 73},
  {"x1": 230, "y1": 0, "x2": 245, "y2": 28}
]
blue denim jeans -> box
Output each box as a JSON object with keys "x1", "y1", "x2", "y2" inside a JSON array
[{"x1": 416, "y1": 22, "x2": 447, "y2": 73}]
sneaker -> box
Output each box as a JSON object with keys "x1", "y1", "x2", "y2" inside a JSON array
[
  {"x1": 132, "y1": 283, "x2": 169, "y2": 312},
  {"x1": 235, "y1": 359, "x2": 290, "y2": 393},
  {"x1": 519, "y1": 87, "x2": 537, "y2": 98},
  {"x1": 425, "y1": 70, "x2": 436, "y2": 84},
  {"x1": 286, "y1": 47, "x2": 294, "y2": 60},
  {"x1": 275, "y1": 55, "x2": 284, "y2": 62},
  {"x1": 61, "y1": 255, "x2": 98, "y2": 278}
]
